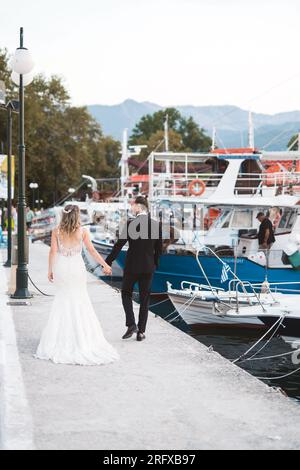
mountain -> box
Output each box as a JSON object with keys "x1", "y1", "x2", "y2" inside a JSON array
[
  {"x1": 88, "y1": 99, "x2": 160, "y2": 140},
  {"x1": 88, "y1": 99, "x2": 300, "y2": 150}
]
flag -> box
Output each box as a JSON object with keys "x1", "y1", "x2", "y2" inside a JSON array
[{"x1": 220, "y1": 263, "x2": 231, "y2": 284}]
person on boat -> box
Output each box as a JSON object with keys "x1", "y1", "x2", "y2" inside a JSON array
[
  {"x1": 269, "y1": 206, "x2": 282, "y2": 231},
  {"x1": 256, "y1": 212, "x2": 275, "y2": 250}
]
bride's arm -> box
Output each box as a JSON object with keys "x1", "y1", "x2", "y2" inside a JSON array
[
  {"x1": 48, "y1": 229, "x2": 58, "y2": 282},
  {"x1": 82, "y1": 229, "x2": 112, "y2": 275}
]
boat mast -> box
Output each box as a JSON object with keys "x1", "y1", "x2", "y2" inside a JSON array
[
  {"x1": 121, "y1": 129, "x2": 129, "y2": 198},
  {"x1": 164, "y1": 114, "x2": 171, "y2": 175},
  {"x1": 248, "y1": 110, "x2": 255, "y2": 150},
  {"x1": 211, "y1": 127, "x2": 216, "y2": 151}
]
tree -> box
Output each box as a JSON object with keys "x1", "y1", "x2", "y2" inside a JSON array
[
  {"x1": 287, "y1": 133, "x2": 300, "y2": 151},
  {"x1": 130, "y1": 108, "x2": 182, "y2": 142},
  {"x1": 129, "y1": 107, "x2": 212, "y2": 163},
  {"x1": 0, "y1": 49, "x2": 121, "y2": 206}
]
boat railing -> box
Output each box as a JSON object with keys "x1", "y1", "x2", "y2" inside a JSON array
[
  {"x1": 152, "y1": 171, "x2": 300, "y2": 198},
  {"x1": 250, "y1": 281, "x2": 300, "y2": 294},
  {"x1": 196, "y1": 245, "x2": 279, "y2": 312},
  {"x1": 232, "y1": 280, "x2": 268, "y2": 314},
  {"x1": 198, "y1": 246, "x2": 290, "y2": 269},
  {"x1": 180, "y1": 280, "x2": 225, "y2": 293}
]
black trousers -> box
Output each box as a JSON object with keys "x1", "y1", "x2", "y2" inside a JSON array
[{"x1": 121, "y1": 272, "x2": 153, "y2": 333}]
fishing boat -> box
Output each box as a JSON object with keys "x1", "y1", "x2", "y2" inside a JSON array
[
  {"x1": 223, "y1": 290, "x2": 300, "y2": 346},
  {"x1": 167, "y1": 280, "x2": 266, "y2": 327},
  {"x1": 166, "y1": 248, "x2": 300, "y2": 330}
]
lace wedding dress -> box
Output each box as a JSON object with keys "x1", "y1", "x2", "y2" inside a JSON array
[{"x1": 35, "y1": 229, "x2": 119, "y2": 366}]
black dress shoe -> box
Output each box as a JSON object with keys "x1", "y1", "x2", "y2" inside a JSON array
[
  {"x1": 122, "y1": 325, "x2": 137, "y2": 339},
  {"x1": 137, "y1": 332, "x2": 146, "y2": 342}
]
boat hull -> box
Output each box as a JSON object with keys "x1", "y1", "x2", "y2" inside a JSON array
[
  {"x1": 117, "y1": 251, "x2": 300, "y2": 294},
  {"x1": 168, "y1": 292, "x2": 264, "y2": 327}
]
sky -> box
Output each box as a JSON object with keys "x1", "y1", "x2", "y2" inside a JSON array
[{"x1": 2, "y1": 0, "x2": 300, "y2": 114}]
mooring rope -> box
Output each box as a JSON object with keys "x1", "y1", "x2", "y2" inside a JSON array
[
  {"x1": 244, "y1": 348, "x2": 300, "y2": 362},
  {"x1": 231, "y1": 315, "x2": 286, "y2": 364},
  {"x1": 256, "y1": 366, "x2": 300, "y2": 381},
  {"x1": 238, "y1": 315, "x2": 286, "y2": 364}
]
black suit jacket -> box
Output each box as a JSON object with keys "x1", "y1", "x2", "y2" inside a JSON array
[{"x1": 106, "y1": 214, "x2": 162, "y2": 274}]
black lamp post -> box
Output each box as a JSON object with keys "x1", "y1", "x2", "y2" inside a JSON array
[
  {"x1": 4, "y1": 101, "x2": 19, "y2": 268},
  {"x1": 0, "y1": 80, "x2": 19, "y2": 268},
  {"x1": 11, "y1": 27, "x2": 34, "y2": 299}
]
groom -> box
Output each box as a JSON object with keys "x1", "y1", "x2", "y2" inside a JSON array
[{"x1": 106, "y1": 196, "x2": 162, "y2": 341}]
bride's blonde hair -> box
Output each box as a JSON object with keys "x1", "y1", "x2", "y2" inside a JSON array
[{"x1": 59, "y1": 204, "x2": 81, "y2": 235}]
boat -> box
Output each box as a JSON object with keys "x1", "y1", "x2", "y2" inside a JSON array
[
  {"x1": 166, "y1": 248, "x2": 300, "y2": 332},
  {"x1": 167, "y1": 280, "x2": 266, "y2": 327},
  {"x1": 223, "y1": 290, "x2": 300, "y2": 346}
]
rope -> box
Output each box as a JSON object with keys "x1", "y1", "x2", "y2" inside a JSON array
[
  {"x1": 256, "y1": 366, "x2": 300, "y2": 381},
  {"x1": 28, "y1": 273, "x2": 54, "y2": 297},
  {"x1": 243, "y1": 348, "x2": 300, "y2": 362},
  {"x1": 232, "y1": 315, "x2": 286, "y2": 364},
  {"x1": 165, "y1": 293, "x2": 198, "y2": 323},
  {"x1": 238, "y1": 315, "x2": 286, "y2": 364},
  {"x1": 149, "y1": 298, "x2": 170, "y2": 308}
]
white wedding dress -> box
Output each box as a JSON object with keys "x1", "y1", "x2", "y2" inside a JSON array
[{"x1": 35, "y1": 228, "x2": 119, "y2": 366}]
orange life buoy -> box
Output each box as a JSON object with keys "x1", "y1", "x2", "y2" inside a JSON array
[{"x1": 188, "y1": 179, "x2": 206, "y2": 196}]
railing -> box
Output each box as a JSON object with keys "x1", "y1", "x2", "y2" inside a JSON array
[
  {"x1": 198, "y1": 246, "x2": 291, "y2": 269},
  {"x1": 180, "y1": 280, "x2": 225, "y2": 293},
  {"x1": 194, "y1": 245, "x2": 290, "y2": 315},
  {"x1": 151, "y1": 171, "x2": 300, "y2": 198}
]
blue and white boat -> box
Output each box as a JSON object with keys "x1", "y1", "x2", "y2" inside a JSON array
[{"x1": 92, "y1": 148, "x2": 300, "y2": 292}]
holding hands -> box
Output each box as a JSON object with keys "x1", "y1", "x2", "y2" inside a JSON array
[{"x1": 102, "y1": 263, "x2": 112, "y2": 276}]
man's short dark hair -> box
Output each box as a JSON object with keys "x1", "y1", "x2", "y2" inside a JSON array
[
  {"x1": 135, "y1": 196, "x2": 149, "y2": 211},
  {"x1": 256, "y1": 212, "x2": 265, "y2": 219}
]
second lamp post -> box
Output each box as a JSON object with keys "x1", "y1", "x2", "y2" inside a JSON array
[{"x1": 11, "y1": 27, "x2": 34, "y2": 299}]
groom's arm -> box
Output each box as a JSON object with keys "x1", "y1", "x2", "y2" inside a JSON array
[{"x1": 105, "y1": 222, "x2": 129, "y2": 266}]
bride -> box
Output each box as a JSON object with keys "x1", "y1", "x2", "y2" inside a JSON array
[{"x1": 35, "y1": 204, "x2": 119, "y2": 366}]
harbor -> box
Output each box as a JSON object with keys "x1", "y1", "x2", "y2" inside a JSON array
[{"x1": 2, "y1": 241, "x2": 300, "y2": 450}]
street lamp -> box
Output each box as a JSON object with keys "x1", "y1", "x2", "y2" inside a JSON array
[
  {"x1": 11, "y1": 27, "x2": 34, "y2": 299},
  {"x1": 35, "y1": 198, "x2": 43, "y2": 210},
  {"x1": 68, "y1": 188, "x2": 75, "y2": 200},
  {"x1": 0, "y1": 81, "x2": 19, "y2": 268},
  {"x1": 29, "y1": 182, "x2": 38, "y2": 208}
]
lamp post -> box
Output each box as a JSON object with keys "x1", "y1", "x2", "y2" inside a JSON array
[
  {"x1": 4, "y1": 101, "x2": 19, "y2": 267},
  {"x1": 68, "y1": 188, "x2": 75, "y2": 201},
  {"x1": 35, "y1": 198, "x2": 42, "y2": 210},
  {"x1": 11, "y1": 27, "x2": 34, "y2": 299},
  {"x1": 0, "y1": 81, "x2": 19, "y2": 268},
  {"x1": 29, "y1": 182, "x2": 38, "y2": 209}
]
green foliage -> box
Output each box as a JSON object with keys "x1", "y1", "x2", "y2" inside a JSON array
[
  {"x1": 287, "y1": 133, "x2": 299, "y2": 151},
  {"x1": 129, "y1": 107, "x2": 212, "y2": 157},
  {"x1": 0, "y1": 49, "x2": 120, "y2": 207}
]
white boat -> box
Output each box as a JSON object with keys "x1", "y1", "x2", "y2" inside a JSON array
[
  {"x1": 223, "y1": 290, "x2": 300, "y2": 346},
  {"x1": 167, "y1": 281, "x2": 267, "y2": 327}
]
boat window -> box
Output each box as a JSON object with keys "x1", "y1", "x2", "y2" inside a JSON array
[
  {"x1": 278, "y1": 208, "x2": 296, "y2": 230},
  {"x1": 214, "y1": 210, "x2": 231, "y2": 228},
  {"x1": 231, "y1": 210, "x2": 252, "y2": 228},
  {"x1": 286, "y1": 210, "x2": 297, "y2": 230}
]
